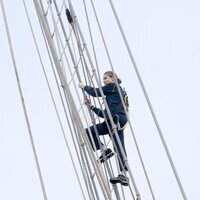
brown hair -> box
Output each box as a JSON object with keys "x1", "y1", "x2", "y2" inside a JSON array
[{"x1": 104, "y1": 71, "x2": 122, "y2": 84}]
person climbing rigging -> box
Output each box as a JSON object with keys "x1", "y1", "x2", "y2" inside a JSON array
[{"x1": 78, "y1": 71, "x2": 129, "y2": 186}]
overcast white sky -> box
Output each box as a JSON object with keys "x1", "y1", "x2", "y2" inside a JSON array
[{"x1": 0, "y1": 0, "x2": 200, "y2": 200}]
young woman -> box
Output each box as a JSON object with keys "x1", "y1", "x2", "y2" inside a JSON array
[{"x1": 78, "y1": 71, "x2": 129, "y2": 186}]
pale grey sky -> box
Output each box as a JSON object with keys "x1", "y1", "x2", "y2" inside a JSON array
[{"x1": 0, "y1": 0, "x2": 200, "y2": 200}]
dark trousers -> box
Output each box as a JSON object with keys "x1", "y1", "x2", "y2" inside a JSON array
[{"x1": 85, "y1": 114, "x2": 128, "y2": 171}]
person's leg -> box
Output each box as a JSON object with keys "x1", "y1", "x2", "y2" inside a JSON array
[
  {"x1": 85, "y1": 121, "x2": 115, "y2": 163},
  {"x1": 85, "y1": 122, "x2": 108, "y2": 150},
  {"x1": 113, "y1": 130, "x2": 128, "y2": 172},
  {"x1": 110, "y1": 115, "x2": 129, "y2": 186},
  {"x1": 110, "y1": 132, "x2": 129, "y2": 186},
  {"x1": 112, "y1": 114, "x2": 128, "y2": 171}
]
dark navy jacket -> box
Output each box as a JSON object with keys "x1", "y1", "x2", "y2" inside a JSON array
[{"x1": 84, "y1": 83, "x2": 126, "y2": 118}]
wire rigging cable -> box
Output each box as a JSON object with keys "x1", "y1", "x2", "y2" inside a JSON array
[
  {"x1": 86, "y1": 0, "x2": 156, "y2": 198},
  {"x1": 108, "y1": 1, "x2": 188, "y2": 200},
  {"x1": 0, "y1": 1, "x2": 48, "y2": 200},
  {"x1": 22, "y1": 1, "x2": 88, "y2": 199}
]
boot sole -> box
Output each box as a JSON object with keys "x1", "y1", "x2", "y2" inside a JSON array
[{"x1": 110, "y1": 178, "x2": 129, "y2": 186}]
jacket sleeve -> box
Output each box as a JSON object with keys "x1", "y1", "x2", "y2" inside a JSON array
[
  {"x1": 90, "y1": 106, "x2": 104, "y2": 118},
  {"x1": 84, "y1": 83, "x2": 115, "y2": 97}
]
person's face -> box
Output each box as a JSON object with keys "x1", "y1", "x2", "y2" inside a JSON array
[{"x1": 103, "y1": 74, "x2": 114, "y2": 85}]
